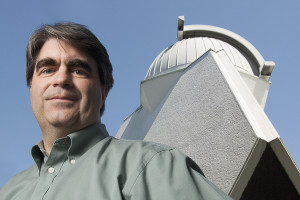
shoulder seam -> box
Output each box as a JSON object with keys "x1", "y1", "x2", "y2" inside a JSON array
[{"x1": 126, "y1": 146, "x2": 176, "y2": 195}]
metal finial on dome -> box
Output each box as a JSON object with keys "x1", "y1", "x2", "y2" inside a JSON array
[{"x1": 177, "y1": 16, "x2": 184, "y2": 41}]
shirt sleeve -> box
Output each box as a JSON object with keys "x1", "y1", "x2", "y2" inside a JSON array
[{"x1": 126, "y1": 148, "x2": 233, "y2": 200}]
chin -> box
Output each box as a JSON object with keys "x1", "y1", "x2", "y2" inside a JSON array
[{"x1": 47, "y1": 112, "x2": 80, "y2": 128}]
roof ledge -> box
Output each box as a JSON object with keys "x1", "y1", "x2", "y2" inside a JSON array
[{"x1": 176, "y1": 16, "x2": 270, "y2": 74}]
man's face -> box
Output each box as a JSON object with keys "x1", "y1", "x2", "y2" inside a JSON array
[{"x1": 30, "y1": 39, "x2": 106, "y2": 131}]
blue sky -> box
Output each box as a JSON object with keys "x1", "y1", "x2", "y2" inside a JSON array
[{"x1": 0, "y1": 0, "x2": 299, "y2": 186}]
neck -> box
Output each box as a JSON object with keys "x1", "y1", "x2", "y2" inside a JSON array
[
  {"x1": 41, "y1": 126, "x2": 72, "y2": 154},
  {"x1": 40, "y1": 121, "x2": 100, "y2": 155}
]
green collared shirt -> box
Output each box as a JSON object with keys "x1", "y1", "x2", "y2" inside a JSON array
[{"x1": 0, "y1": 124, "x2": 232, "y2": 200}]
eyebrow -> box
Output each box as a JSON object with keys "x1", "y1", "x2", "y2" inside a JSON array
[
  {"x1": 67, "y1": 59, "x2": 92, "y2": 73},
  {"x1": 35, "y1": 58, "x2": 58, "y2": 72},
  {"x1": 35, "y1": 58, "x2": 93, "y2": 73}
]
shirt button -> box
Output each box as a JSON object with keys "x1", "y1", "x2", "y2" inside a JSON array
[
  {"x1": 70, "y1": 159, "x2": 76, "y2": 164},
  {"x1": 48, "y1": 167, "x2": 55, "y2": 174}
]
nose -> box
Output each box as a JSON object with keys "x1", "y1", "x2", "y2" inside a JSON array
[{"x1": 52, "y1": 67, "x2": 73, "y2": 88}]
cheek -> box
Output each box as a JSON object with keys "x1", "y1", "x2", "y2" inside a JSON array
[
  {"x1": 30, "y1": 85, "x2": 39, "y2": 105},
  {"x1": 30, "y1": 86, "x2": 42, "y2": 118},
  {"x1": 30, "y1": 79, "x2": 48, "y2": 107},
  {"x1": 84, "y1": 84, "x2": 102, "y2": 108}
]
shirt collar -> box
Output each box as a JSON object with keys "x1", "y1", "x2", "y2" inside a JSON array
[
  {"x1": 67, "y1": 123, "x2": 109, "y2": 160},
  {"x1": 31, "y1": 123, "x2": 109, "y2": 170}
]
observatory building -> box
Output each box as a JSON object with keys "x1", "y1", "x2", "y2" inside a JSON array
[{"x1": 116, "y1": 16, "x2": 300, "y2": 199}]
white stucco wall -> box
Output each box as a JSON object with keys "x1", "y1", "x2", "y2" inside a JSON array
[{"x1": 117, "y1": 51, "x2": 259, "y2": 193}]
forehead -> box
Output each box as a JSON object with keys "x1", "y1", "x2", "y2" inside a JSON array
[{"x1": 37, "y1": 39, "x2": 91, "y2": 61}]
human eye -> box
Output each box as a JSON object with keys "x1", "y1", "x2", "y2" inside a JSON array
[
  {"x1": 72, "y1": 69, "x2": 89, "y2": 77},
  {"x1": 36, "y1": 58, "x2": 57, "y2": 76},
  {"x1": 68, "y1": 59, "x2": 92, "y2": 78},
  {"x1": 40, "y1": 68, "x2": 55, "y2": 75}
]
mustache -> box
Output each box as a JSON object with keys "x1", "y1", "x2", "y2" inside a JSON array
[{"x1": 44, "y1": 90, "x2": 80, "y2": 100}]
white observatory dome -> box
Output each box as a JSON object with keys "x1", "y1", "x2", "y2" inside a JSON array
[
  {"x1": 145, "y1": 20, "x2": 274, "y2": 81},
  {"x1": 141, "y1": 17, "x2": 275, "y2": 110},
  {"x1": 146, "y1": 37, "x2": 259, "y2": 80}
]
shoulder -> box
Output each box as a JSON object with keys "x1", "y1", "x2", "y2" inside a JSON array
[
  {"x1": 108, "y1": 139, "x2": 231, "y2": 199},
  {"x1": 3, "y1": 164, "x2": 37, "y2": 184},
  {"x1": 108, "y1": 138, "x2": 210, "y2": 198},
  {"x1": 88, "y1": 136, "x2": 181, "y2": 175},
  {"x1": 107, "y1": 137, "x2": 202, "y2": 171},
  {"x1": 0, "y1": 165, "x2": 37, "y2": 195},
  {"x1": 103, "y1": 137, "x2": 177, "y2": 163},
  {"x1": 96, "y1": 136, "x2": 192, "y2": 175},
  {"x1": 106, "y1": 137, "x2": 202, "y2": 175}
]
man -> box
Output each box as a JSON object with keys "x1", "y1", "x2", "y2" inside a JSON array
[{"x1": 0, "y1": 23, "x2": 232, "y2": 200}]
